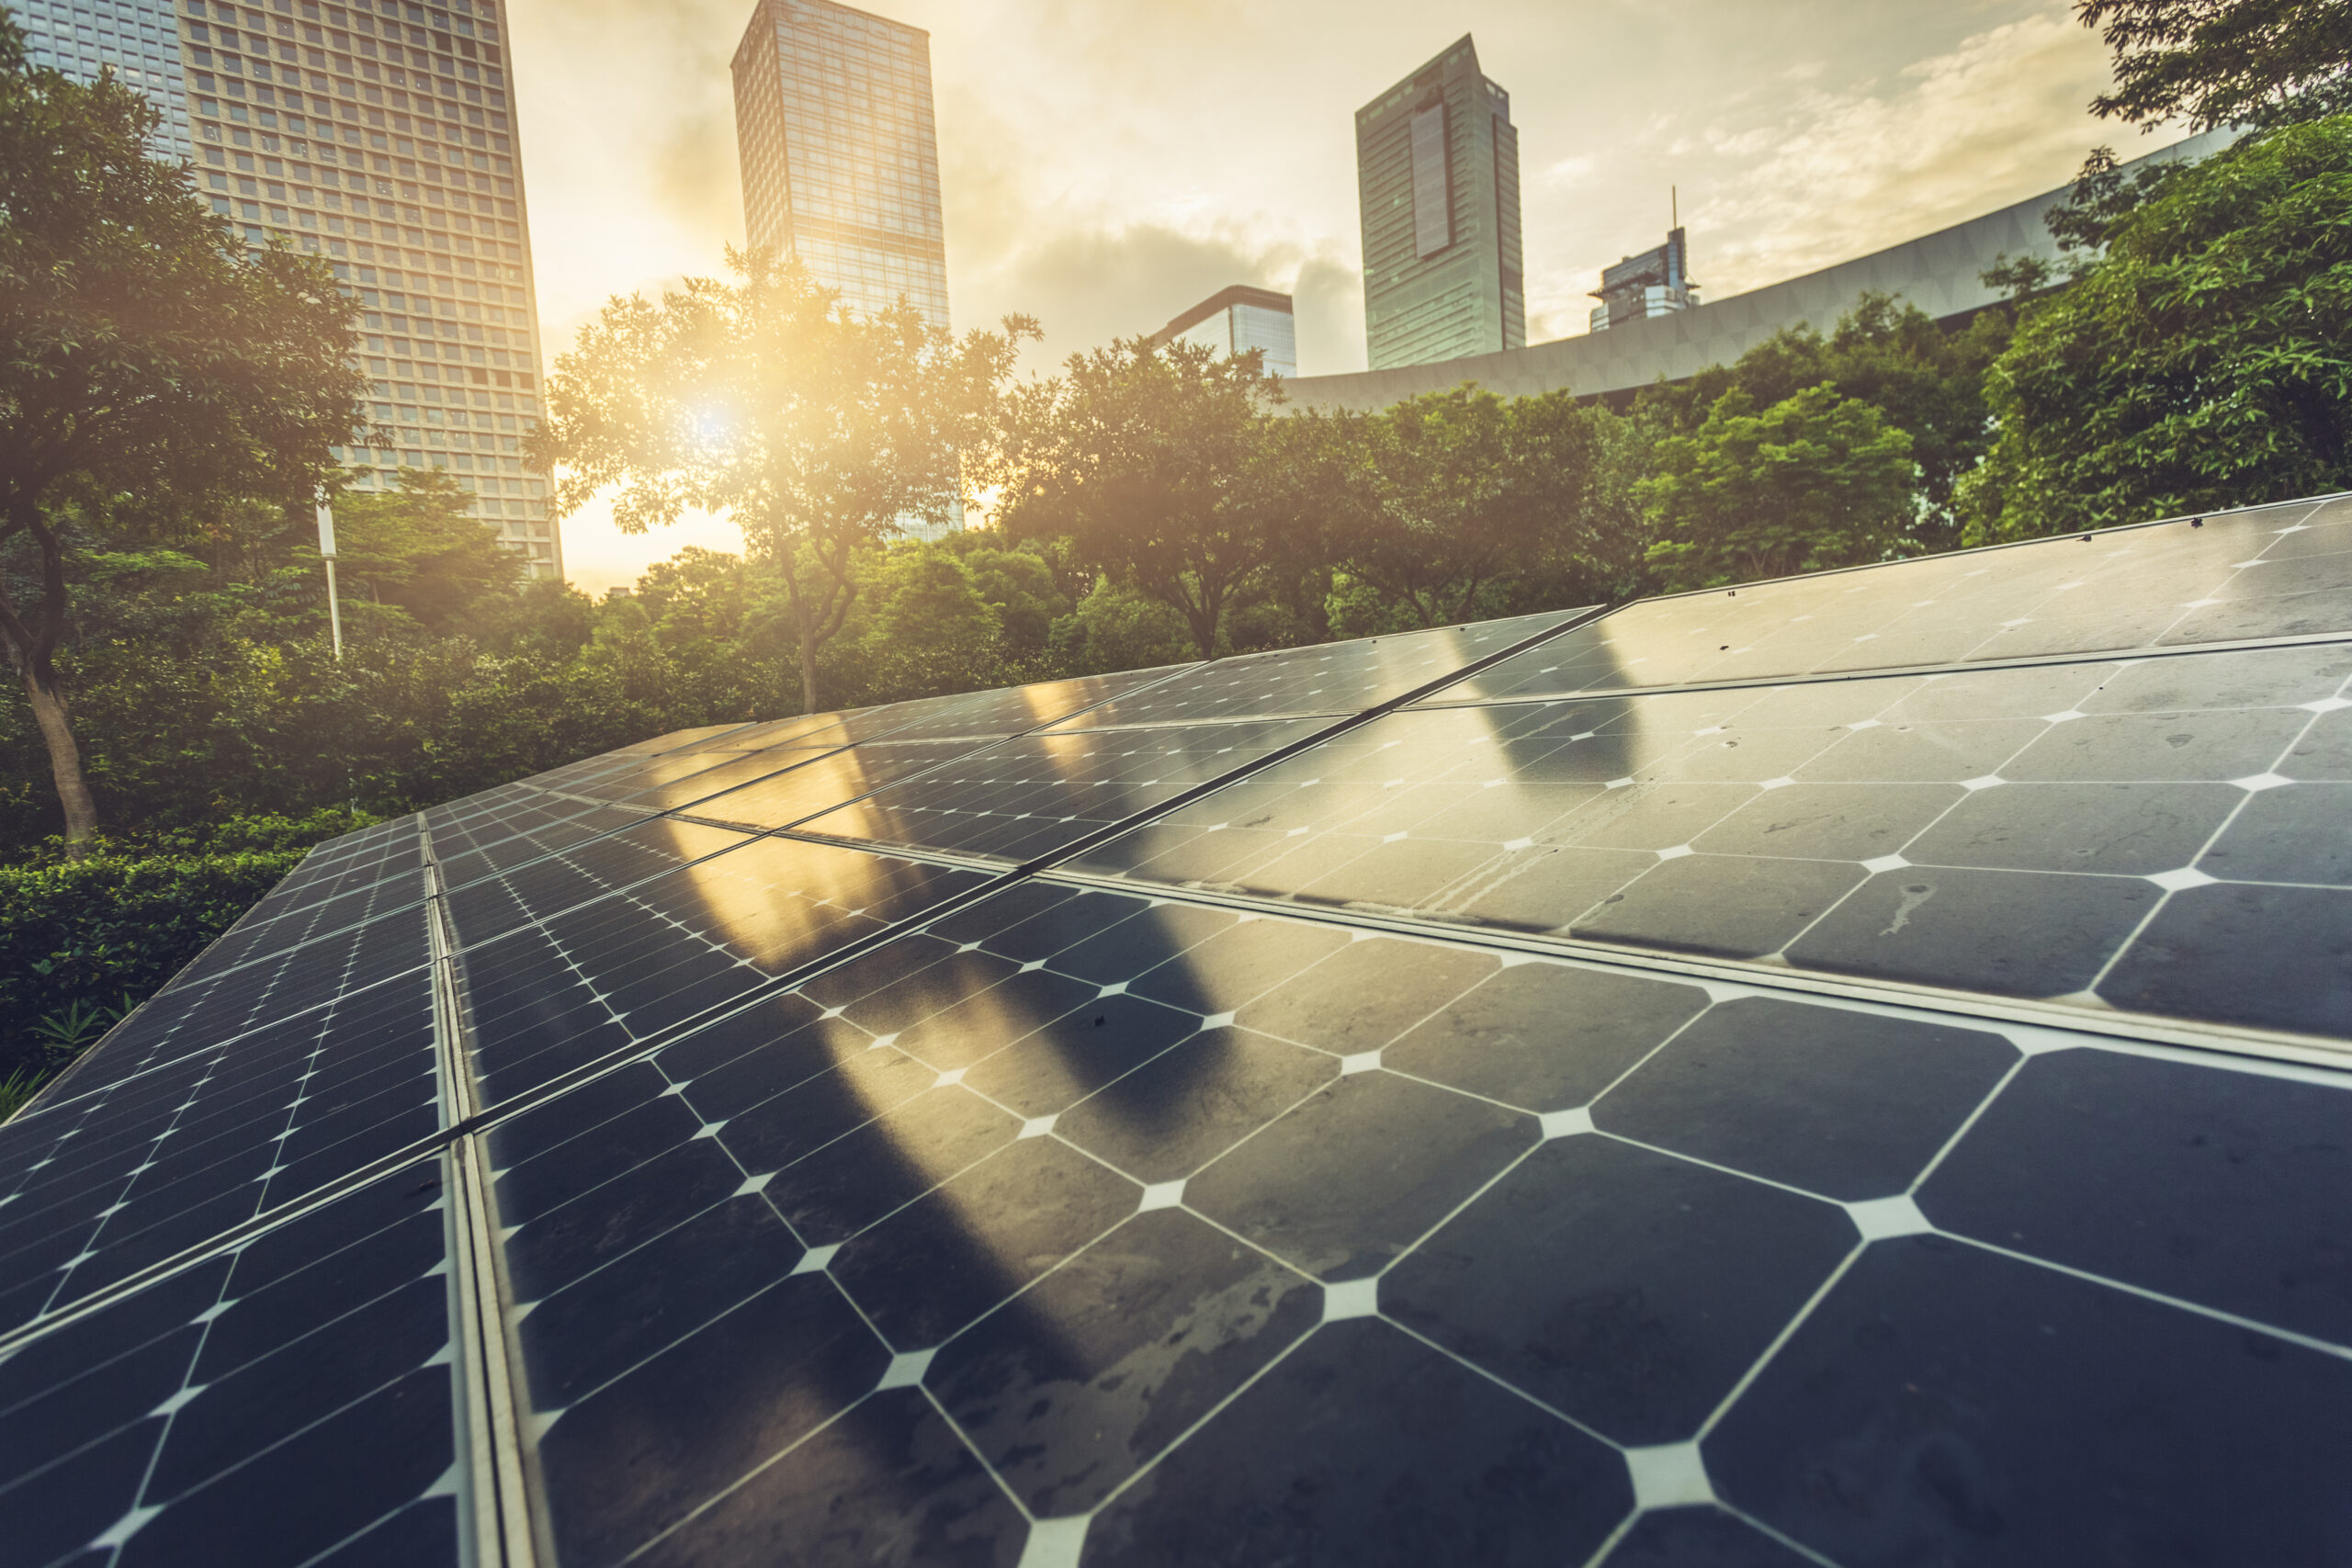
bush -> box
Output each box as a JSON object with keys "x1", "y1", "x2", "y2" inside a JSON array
[{"x1": 0, "y1": 808, "x2": 376, "y2": 1102}]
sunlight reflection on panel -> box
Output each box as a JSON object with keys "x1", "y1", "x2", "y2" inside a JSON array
[
  {"x1": 683, "y1": 741, "x2": 985, "y2": 830},
  {"x1": 799, "y1": 720, "x2": 1328, "y2": 862},
  {"x1": 1431, "y1": 501, "x2": 2338, "y2": 704},
  {"x1": 1049, "y1": 608, "x2": 1590, "y2": 729}
]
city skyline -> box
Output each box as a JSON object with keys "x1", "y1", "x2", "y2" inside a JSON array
[
  {"x1": 499, "y1": 0, "x2": 2166, "y2": 592},
  {"x1": 18, "y1": 0, "x2": 564, "y2": 577},
  {"x1": 12, "y1": 0, "x2": 2177, "y2": 593}
]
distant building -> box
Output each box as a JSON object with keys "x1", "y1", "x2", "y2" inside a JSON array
[
  {"x1": 1354, "y1": 35, "x2": 1525, "y2": 370},
  {"x1": 1590, "y1": 226, "x2": 1698, "y2": 332},
  {"x1": 1290, "y1": 128, "x2": 2235, "y2": 415},
  {"x1": 1148, "y1": 286, "x2": 1297, "y2": 379},
  {"x1": 732, "y1": 0, "x2": 949, "y2": 329},
  {"x1": 18, "y1": 0, "x2": 563, "y2": 577}
]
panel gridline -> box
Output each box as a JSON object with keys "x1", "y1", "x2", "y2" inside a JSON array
[
  {"x1": 471, "y1": 880, "x2": 2352, "y2": 1567},
  {"x1": 5, "y1": 494, "x2": 2351, "y2": 1568},
  {"x1": 1442, "y1": 495, "x2": 2352, "y2": 703}
]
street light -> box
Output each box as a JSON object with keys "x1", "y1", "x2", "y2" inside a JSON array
[{"x1": 316, "y1": 496, "x2": 344, "y2": 660}]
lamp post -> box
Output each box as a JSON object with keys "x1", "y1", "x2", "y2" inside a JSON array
[{"x1": 316, "y1": 496, "x2": 344, "y2": 660}]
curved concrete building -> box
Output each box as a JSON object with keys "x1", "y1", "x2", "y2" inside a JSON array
[{"x1": 1288, "y1": 129, "x2": 2233, "y2": 413}]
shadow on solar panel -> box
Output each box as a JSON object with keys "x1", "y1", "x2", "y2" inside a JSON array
[{"x1": 7, "y1": 496, "x2": 2352, "y2": 1568}]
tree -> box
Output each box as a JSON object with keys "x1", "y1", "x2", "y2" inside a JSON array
[
  {"x1": 1959, "y1": 117, "x2": 2352, "y2": 543},
  {"x1": 1637, "y1": 293, "x2": 2006, "y2": 551},
  {"x1": 995, "y1": 337, "x2": 1288, "y2": 660},
  {"x1": 0, "y1": 16, "x2": 367, "y2": 850},
  {"x1": 1310, "y1": 388, "x2": 1611, "y2": 629},
  {"x1": 326, "y1": 470, "x2": 522, "y2": 632},
  {"x1": 531, "y1": 249, "x2": 1033, "y2": 712},
  {"x1": 2078, "y1": 0, "x2": 2352, "y2": 130},
  {"x1": 1639, "y1": 385, "x2": 1918, "y2": 591}
]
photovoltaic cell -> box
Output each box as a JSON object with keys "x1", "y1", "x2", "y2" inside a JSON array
[
  {"x1": 0, "y1": 1161, "x2": 464, "y2": 1568},
  {"x1": 1439, "y1": 495, "x2": 2352, "y2": 704},
  {"x1": 464, "y1": 885, "x2": 2352, "y2": 1566},
  {"x1": 0, "y1": 968, "x2": 440, "y2": 1334},
  {"x1": 1077, "y1": 642, "x2": 2352, "y2": 1037},
  {"x1": 443, "y1": 817, "x2": 752, "y2": 947},
  {"x1": 797, "y1": 718, "x2": 1329, "y2": 862},
  {"x1": 452, "y1": 833, "x2": 997, "y2": 1106},
  {"x1": 673, "y1": 739, "x2": 991, "y2": 831},
  {"x1": 53, "y1": 903, "x2": 432, "y2": 1101},
  {"x1": 6, "y1": 493, "x2": 2352, "y2": 1565},
  {"x1": 1049, "y1": 608, "x2": 1589, "y2": 728}
]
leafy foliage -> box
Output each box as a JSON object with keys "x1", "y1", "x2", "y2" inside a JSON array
[
  {"x1": 2079, "y1": 0, "x2": 2352, "y2": 130},
  {"x1": 0, "y1": 11, "x2": 367, "y2": 846},
  {"x1": 1960, "y1": 117, "x2": 2352, "y2": 541},
  {"x1": 530, "y1": 250, "x2": 1034, "y2": 710},
  {"x1": 1639, "y1": 385, "x2": 1918, "y2": 591}
]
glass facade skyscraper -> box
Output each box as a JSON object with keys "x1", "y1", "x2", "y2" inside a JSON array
[
  {"x1": 15, "y1": 0, "x2": 560, "y2": 577},
  {"x1": 731, "y1": 0, "x2": 948, "y2": 329},
  {"x1": 1355, "y1": 35, "x2": 1525, "y2": 371},
  {"x1": 1150, "y1": 284, "x2": 1297, "y2": 380}
]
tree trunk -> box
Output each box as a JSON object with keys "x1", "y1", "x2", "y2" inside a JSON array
[
  {"x1": 796, "y1": 604, "x2": 821, "y2": 714},
  {"x1": 0, "y1": 501, "x2": 102, "y2": 855},
  {"x1": 17, "y1": 664, "x2": 99, "y2": 852},
  {"x1": 775, "y1": 540, "x2": 822, "y2": 713}
]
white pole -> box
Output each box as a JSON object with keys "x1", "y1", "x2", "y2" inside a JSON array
[{"x1": 316, "y1": 498, "x2": 344, "y2": 660}]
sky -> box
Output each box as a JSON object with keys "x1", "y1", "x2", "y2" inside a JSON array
[{"x1": 503, "y1": 0, "x2": 2162, "y2": 596}]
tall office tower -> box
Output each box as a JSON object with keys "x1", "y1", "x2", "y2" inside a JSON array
[
  {"x1": 16, "y1": 0, "x2": 560, "y2": 578},
  {"x1": 1148, "y1": 285, "x2": 1297, "y2": 379},
  {"x1": 1589, "y1": 226, "x2": 1698, "y2": 332},
  {"x1": 732, "y1": 0, "x2": 949, "y2": 329},
  {"x1": 1354, "y1": 35, "x2": 1525, "y2": 370}
]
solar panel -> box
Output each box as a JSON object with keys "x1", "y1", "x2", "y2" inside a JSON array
[
  {"x1": 796, "y1": 718, "x2": 1331, "y2": 862},
  {"x1": 1441, "y1": 495, "x2": 2351, "y2": 704},
  {"x1": 1049, "y1": 608, "x2": 1589, "y2": 728},
  {"x1": 6, "y1": 494, "x2": 2350, "y2": 1566},
  {"x1": 0, "y1": 1160, "x2": 465, "y2": 1567},
  {"x1": 1076, "y1": 640, "x2": 2352, "y2": 1039}
]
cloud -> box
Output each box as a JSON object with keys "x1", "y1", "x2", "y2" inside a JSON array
[{"x1": 1685, "y1": 13, "x2": 2119, "y2": 294}]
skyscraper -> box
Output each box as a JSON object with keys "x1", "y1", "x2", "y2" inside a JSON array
[
  {"x1": 17, "y1": 0, "x2": 560, "y2": 577},
  {"x1": 1589, "y1": 226, "x2": 1699, "y2": 332},
  {"x1": 1354, "y1": 35, "x2": 1525, "y2": 371},
  {"x1": 731, "y1": 0, "x2": 948, "y2": 328},
  {"x1": 1148, "y1": 285, "x2": 1297, "y2": 379}
]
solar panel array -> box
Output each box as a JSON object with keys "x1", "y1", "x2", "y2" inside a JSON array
[{"x1": 6, "y1": 498, "x2": 2351, "y2": 1568}]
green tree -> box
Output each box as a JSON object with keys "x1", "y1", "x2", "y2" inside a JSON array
[
  {"x1": 1959, "y1": 118, "x2": 2352, "y2": 543},
  {"x1": 1638, "y1": 293, "x2": 2005, "y2": 550},
  {"x1": 0, "y1": 15, "x2": 367, "y2": 850},
  {"x1": 996, "y1": 337, "x2": 1288, "y2": 660},
  {"x1": 1307, "y1": 388, "x2": 1607, "y2": 629},
  {"x1": 326, "y1": 470, "x2": 522, "y2": 632},
  {"x1": 531, "y1": 250, "x2": 1033, "y2": 712},
  {"x1": 2079, "y1": 0, "x2": 2352, "y2": 130},
  {"x1": 1640, "y1": 385, "x2": 1918, "y2": 591}
]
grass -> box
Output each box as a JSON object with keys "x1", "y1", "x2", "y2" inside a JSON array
[{"x1": 0, "y1": 1063, "x2": 48, "y2": 1123}]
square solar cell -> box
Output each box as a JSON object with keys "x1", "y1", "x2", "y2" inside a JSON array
[
  {"x1": 0, "y1": 1160, "x2": 463, "y2": 1568},
  {"x1": 1432, "y1": 496, "x2": 2346, "y2": 704},
  {"x1": 1076, "y1": 642, "x2": 2352, "y2": 1037},
  {"x1": 611, "y1": 742, "x2": 855, "y2": 814},
  {"x1": 675, "y1": 739, "x2": 988, "y2": 831},
  {"x1": 1050, "y1": 608, "x2": 1589, "y2": 729},
  {"x1": 453, "y1": 834, "x2": 998, "y2": 1107},
  {"x1": 0, "y1": 969, "x2": 440, "y2": 1335},
  {"x1": 794, "y1": 718, "x2": 1329, "y2": 863},
  {"x1": 460, "y1": 884, "x2": 2352, "y2": 1566},
  {"x1": 444, "y1": 817, "x2": 752, "y2": 947}
]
